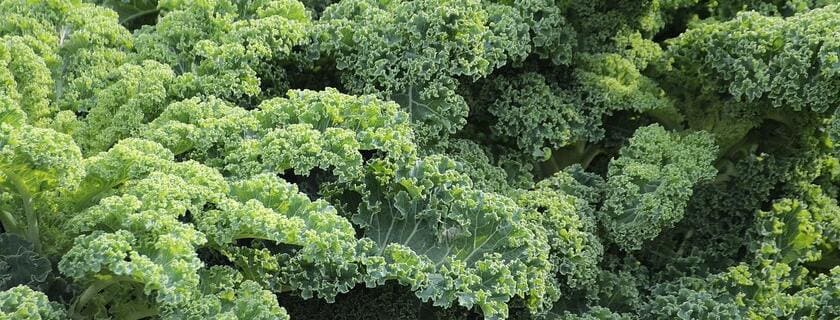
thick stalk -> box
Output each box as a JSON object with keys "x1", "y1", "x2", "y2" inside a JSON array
[
  {"x1": 71, "y1": 279, "x2": 114, "y2": 318},
  {"x1": 540, "y1": 142, "x2": 586, "y2": 176},
  {"x1": 0, "y1": 208, "x2": 21, "y2": 233},
  {"x1": 540, "y1": 142, "x2": 604, "y2": 177},
  {"x1": 8, "y1": 175, "x2": 39, "y2": 251},
  {"x1": 579, "y1": 147, "x2": 604, "y2": 170},
  {"x1": 646, "y1": 106, "x2": 685, "y2": 130}
]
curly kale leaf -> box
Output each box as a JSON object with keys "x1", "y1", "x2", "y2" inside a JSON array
[
  {"x1": 481, "y1": 72, "x2": 588, "y2": 160},
  {"x1": 144, "y1": 88, "x2": 416, "y2": 186},
  {"x1": 518, "y1": 184, "x2": 603, "y2": 291},
  {"x1": 316, "y1": 0, "x2": 530, "y2": 143},
  {"x1": 0, "y1": 0, "x2": 134, "y2": 121},
  {"x1": 0, "y1": 36, "x2": 53, "y2": 123},
  {"x1": 644, "y1": 261, "x2": 840, "y2": 320},
  {"x1": 0, "y1": 234, "x2": 51, "y2": 291},
  {"x1": 0, "y1": 125, "x2": 83, "y2": 251},
  {"x1": 133, "y1": 0, "x2": 311, "y2": 103},
  {"x1": 666, "y1": 5, "x2": 840, "y2": 115},
  {"x1": 354, "y1": 156, "x2": 554, "y2": 319},
  {"x1": 163, "y1": 266, "x2": 289, "y2": 320},
  {"x1": 196, "y1": 173, "x2": 364, "y2": 301},
  {"x1": 0, "y1": 285, "x2": 65, "y2": 320},
  {"x1": 64, "y1": 60, "x2": 175, "y2": 155},
  {"x1": 599, "y1": 124, "x2": 718, "y2": 250}
]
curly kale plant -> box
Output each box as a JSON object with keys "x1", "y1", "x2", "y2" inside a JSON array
[{"x1": 0, "y1": 0, "x2": 838, "y2": 319}]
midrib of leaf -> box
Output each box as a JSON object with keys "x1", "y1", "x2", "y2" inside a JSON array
[
  {"x1": 399, "y1": 199, "x2": 422, "y2": 246},
  {"x1": 397, "y1": 85, "x2": 443, "y2": 121},
  {"x1": 53, "y1": 25, "x2": 72, "y2": 102},
  {"x1": 461, "y1": 197, "x2": 506, "y2": 264}
]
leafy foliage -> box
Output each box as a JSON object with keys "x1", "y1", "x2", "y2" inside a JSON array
[{"x1": 0, "y1": 0, "x2": 839, "y2": 319}]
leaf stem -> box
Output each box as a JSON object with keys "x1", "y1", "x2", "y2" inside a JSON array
[
  {"x1": 0, "y1": 209, "x2": 21, "y2": 233},
  {"x1": 119, "y1": 9, "x2": 159, "y2": 26},
  {"x1": 8, "y1": 175, "x2": 39, "y2": 251},
  {"x1": 71, "y1": 279, "x2": 114, "y2": 318},
  {"x1": 540, "y1": 141, "x2": 603, "y2": 177},
  {"x1": 580, "y1": 147, "x2": 604, "y2": 169}
]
